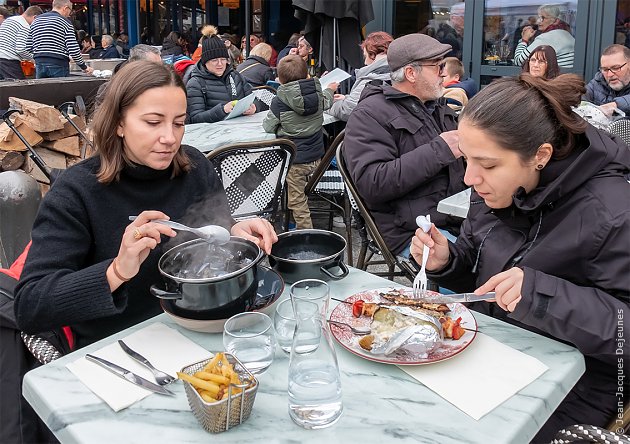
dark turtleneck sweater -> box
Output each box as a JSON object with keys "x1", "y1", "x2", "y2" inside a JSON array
[{"x1": 15, "y1": 146, "x2": 233, "y2": 349}]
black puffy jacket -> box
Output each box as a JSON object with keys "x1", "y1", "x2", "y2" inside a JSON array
[
  {"x1": 186, "y1": 62, "x2": 254, "y2": 123},
  {"x1": 431, "y1": 126, "x2": 630, "y2": 435}
]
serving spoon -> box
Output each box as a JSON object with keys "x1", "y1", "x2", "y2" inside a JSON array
[{"x1": 128, "y1": 216, "x2": 230, "y2": 245}]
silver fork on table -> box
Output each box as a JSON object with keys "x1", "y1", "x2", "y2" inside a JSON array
[
  {"x1": 118, "y1": 340, "x2": 175, "y2": 386},
  {"x1": 412, "y1": 215, "x2": 432, "y2": 298}
]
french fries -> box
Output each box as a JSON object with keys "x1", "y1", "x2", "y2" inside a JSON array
[{"x1": 177, "y1": 352, "x2": 253, "y2": 404}]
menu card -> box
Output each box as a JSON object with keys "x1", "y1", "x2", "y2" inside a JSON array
[{"x1": 399, "y1": 333, "x2": 548, "y2": 420}]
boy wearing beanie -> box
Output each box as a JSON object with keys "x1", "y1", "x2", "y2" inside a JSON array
[
  {"x1": 262, "y1": 55, "x2": 338, "y2": 229},
  {"x1": 186, "y1": 26, "x2": 257, "y2": 123}
]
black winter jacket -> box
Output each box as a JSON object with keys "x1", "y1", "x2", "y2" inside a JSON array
[
  {"x1": 15, "y1": 146, "x2": 234, "y2": 348},
  {"x1": 431, "y1": 126, "x2": 630, "y2": 432},
  {"x1": 236, "y1": 55, "x2": 275, "y2": 87},
  {"x1": 343, "y1": 83, "x2": 467, "y2": 254},
  {"x1": 186, "y1": 62, "x2": 255, "y2": 123}
]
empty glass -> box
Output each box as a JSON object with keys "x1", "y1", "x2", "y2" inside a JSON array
[
  {"x1": 274, "y1": 299, "x2": 296, "y2": 354},
  {"x1": 223, "y1": 312, "x2": 276, "y2": 374}
]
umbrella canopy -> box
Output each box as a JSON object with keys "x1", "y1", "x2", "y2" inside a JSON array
[{"x1": 293, "y1": 0, "x2": 375, "y2": 72}]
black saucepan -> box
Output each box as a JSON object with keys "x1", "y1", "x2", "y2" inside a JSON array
[
  {"x1": 268, "y1": 229, "x2": 349, "y2": 283},
  {"x1": 150, "y1": 237, "x2": 264, "y2": 320}
]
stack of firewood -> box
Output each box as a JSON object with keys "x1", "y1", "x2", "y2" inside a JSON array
[{"x1": 0, "y1": 97, "x2": 91, "y2": 193}]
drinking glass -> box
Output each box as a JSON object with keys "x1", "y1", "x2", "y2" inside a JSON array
[
  {"x1": 274, "y1": 299, "x2": 296, "y2": 353},
  {"x1": 223, "y1": 312, "x2": 276, "y2": 374}
]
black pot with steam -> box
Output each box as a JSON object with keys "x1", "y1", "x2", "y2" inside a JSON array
[{"x1": 150, "y1": 237, "x2": 264, "y2": 320}]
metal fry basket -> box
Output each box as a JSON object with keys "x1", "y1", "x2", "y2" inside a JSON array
[{"x1": 180, "y1": 354, "x2": 258, "y2": 433}]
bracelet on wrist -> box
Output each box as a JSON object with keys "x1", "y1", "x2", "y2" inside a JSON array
[{"x1": 111, "y1": 258, "x2": 131, "y2": 282}]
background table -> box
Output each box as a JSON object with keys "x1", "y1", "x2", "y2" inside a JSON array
[
  {"x1": 437, "y1": 188, "x2": 471, "y2": 218},
  {"x1": 182, "y1": 111, "x2": 338, "y2": 153},
  {"x1": 23, "y1": 267, "x2": 584, "y2": 444}
]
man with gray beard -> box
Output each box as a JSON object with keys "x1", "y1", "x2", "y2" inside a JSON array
[
  {"x1": 585, "y1": 44, "x2": 630, "y2": 117},
  {"x1": 342, "y1": 33, "x2": 466, "y2": 259}
]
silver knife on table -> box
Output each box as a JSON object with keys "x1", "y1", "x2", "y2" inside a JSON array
[
  {"x1": 85, "y1": 354, "x2": 175, "y2": 396},
  {"x1": 414, "y1": 292, "x2": 496, "y2": 304}
]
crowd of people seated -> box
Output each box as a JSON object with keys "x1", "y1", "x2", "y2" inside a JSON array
[{"x1": 0, "y1": 4, "x2": 628, "y2": 443}]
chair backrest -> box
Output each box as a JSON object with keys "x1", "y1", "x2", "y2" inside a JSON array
[
  {"x1": 206, "y1": 139, "x2": 296, "y2": 221},
  {"x1": 252, "y1": 85, "x2": 277, "y2": 107},
  {"x1": 607, "y1": 118, "x2": 630, "y2": 146},
  {"x1": 336, "y1": 140, "x2": 407, "y2": 273},
  {"x1": 305, "y1": 130, "x2": 345, "y2": 195}
]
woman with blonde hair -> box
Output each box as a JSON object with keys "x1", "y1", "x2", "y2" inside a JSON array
[
  {"x1": 14, "y1": 61, "x2": 277, "y2": 349},
  {"x1": 236, "y1": 42, "x2": 275, "y2": 87}
]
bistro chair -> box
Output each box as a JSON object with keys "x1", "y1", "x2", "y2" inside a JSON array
[
  {"x1": 304, "y1": 131, "x2": 353, "y2": 265},
  {"x1": 336, "y1": 142, "x2": 416, "y2": 282},
  {"x1": 607, "y1": 118, "x2": 630, "y2": 146},
  {"x1": 206, "y1": 139, "x2": 296, "y2": 228},
  {"x1": 552, "y1": 423, "x2": 629, "y2": 444},
  {"x1": 251, "y1": 85, "x2": 277, "y2": 108}
]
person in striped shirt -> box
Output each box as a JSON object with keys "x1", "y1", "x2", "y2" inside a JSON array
[
  {"x1": 513, "y1": 4, "x2": 575, "y2": 68},
  {"x1": 27, "y1": 0, "x2": 93, "y2": 78},
  {"x1": 0, "y1": 6, "x2": 42, "y2": 80}
]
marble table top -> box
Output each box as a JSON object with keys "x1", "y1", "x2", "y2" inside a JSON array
[
  {"x1": 182, "y1": 111, "x2": 338, "y2": 153},
  {"x1": 437, "y1": 188, "x2": 472, "y2": 218},
  {"x1": 23, "y1": 267, "x2": 584, "y2": 444}
]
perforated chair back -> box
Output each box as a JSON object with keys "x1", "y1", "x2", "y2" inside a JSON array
[
  {"x1": 607, "y1": 118, "x2": 630, "y2": 146},
  {"x1": 336, "y1": 142, "x2": 416, "y2": 281},
  {"x1": 206, "y1": 139, "x2": 296, "y2": 222},
  {"x1": 252, "y1": 85, "x2": 277, "y2": 107}
]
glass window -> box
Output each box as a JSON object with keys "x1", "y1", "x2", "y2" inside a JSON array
[
  {"x1": 615, "y1": 0, "x2": 630, "y2": 48},
  {"x1": 394, "y1": 0, "x2": 465, "y2": 60},
  {"x1": 483, "y1": 1, "x2": 578, "y2": 68}
]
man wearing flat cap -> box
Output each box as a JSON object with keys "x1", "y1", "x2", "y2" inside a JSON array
[{"x1": 343, "y1": 33, "x2": 466, "y2": 258}]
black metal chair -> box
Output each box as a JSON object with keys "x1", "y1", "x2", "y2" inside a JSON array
[
  {"x1": 336, "y1": 141, "x2": 416, "y2": 281},
  {"x1": 304, "y1": 130, "x2": 353, "y2": 265},
  {"x1": 205, "y1": 139, "x2": 296, "y2": 228},
  {"x1": 607, "y1": 118, "x2": 630, "y2": 146},
  {"x1": 251, "y1": 85, "x2": 277, "y2": 109}
]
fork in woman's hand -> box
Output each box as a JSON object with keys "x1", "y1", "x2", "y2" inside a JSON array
[{"x1": 412, "y1": 215, "x2": 432, "y2": 299}]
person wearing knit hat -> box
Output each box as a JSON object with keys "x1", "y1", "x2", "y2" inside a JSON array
[
  {"x1": 200, "y1": 35, "x2": 229, "y2": 65},
  {"x1": 341, "y1": 33, "x2": 467, "y2": 258},
  {"x1": 186, "y1": 25, "x2": 258, "y2": 123}
]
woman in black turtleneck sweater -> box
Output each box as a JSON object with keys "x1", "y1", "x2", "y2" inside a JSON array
[{"x1": 14, "y1": 61, "x2": 277, "y2": 349}]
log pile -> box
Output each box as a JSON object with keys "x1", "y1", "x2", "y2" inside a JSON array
[{"x1": 0, "y1": 97, "x2": 91, "y2": 193}]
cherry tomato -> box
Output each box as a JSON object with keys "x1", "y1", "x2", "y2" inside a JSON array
[{"x1": 352, "y1": 300, "x2": 365, "y2": 318}]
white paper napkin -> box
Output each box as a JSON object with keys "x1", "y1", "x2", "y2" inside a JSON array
[
  {"x1": 66, "y1": 322, "x2": 212, "y2": 412},
  {"x1": 399, "y1": 333, "x2": 548, "y2": 420}
]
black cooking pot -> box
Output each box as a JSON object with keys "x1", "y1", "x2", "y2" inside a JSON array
[
  {"x1": 268, "y1": 229, "x2": 349, "y2": 283},
  {"x1": 150, "y1": 237, "x2": 264, "y2": 320}
]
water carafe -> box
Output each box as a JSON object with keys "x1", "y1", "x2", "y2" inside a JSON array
[{"x1": 288, "y1": 279, "x2": 343, "y2": 429}]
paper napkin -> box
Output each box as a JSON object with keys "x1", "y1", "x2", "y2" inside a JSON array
[
  {"x1": 399, "y1": 333, "x2": 548, "y2": 420},
  {"x1": 66, "y1": 322, "x2": 211, "y2": 412}
]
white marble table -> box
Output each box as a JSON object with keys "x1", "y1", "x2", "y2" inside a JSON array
[
  {"x1": 182, "y1": 111, "x2": 338, "y2": 153},
  {"x1": 437, "y1": 188, "x2": 472, "y2": 218},
  {"x1": 23, "y1": 267, "x2": 584, "y2": 444}
]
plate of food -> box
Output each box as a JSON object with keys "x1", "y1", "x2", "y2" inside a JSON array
[{"x1": 329, "y1": 287, "x2": 477, "y2": 365}]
